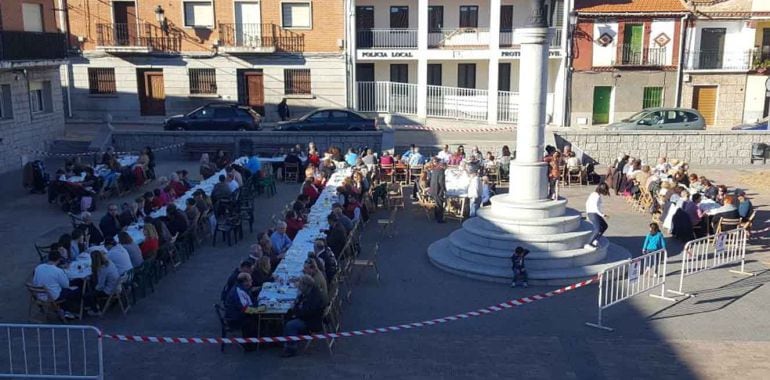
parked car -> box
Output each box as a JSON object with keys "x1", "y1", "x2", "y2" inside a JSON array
[
  {"x1": 163, "y1": 103, "x2": 262, "y2": 131},
  {"x1": 605, "y1": 108, "x2": 706, "y2": 131},
  {"x1": 731, "y1": 117, "x2": 768, "y2": 131},
  {"x1": 274, "y1": 108, "x2": 377, "y2": 131}
]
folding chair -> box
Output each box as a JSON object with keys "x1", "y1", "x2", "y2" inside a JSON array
[
  {"x1": 378, "y1": 209, "x2": 397, "y2": 238},
  {"x1": 387, "y1": 185, "x2": 405, "y2": 210},
  {"x1": 486, "y1": 164, "x2": 500, "y2": 185},
  {"x1": 714, "y1": 217, "x2": 742, "y2": 236},
  {"x1": 378, "y1": 164, "x2": 394, "y2": 183},
  {"x1": 416, "y1": 192, "x2": 436, "y2": 221},
  {"x1": 26, "y1": 283, "x2": 66, "y2": 323},
  {"x1": 566, "y1": 166, "x2": 584, "y2": 186},
  {"x1": 99, "y1": 277, "x2": 130, "y2": 317},
  {"x1": 302, "y1": 305, "x2": 336, "y2": 356},
  {"x1": 214, "y1": 303, "x2": 239, "y2": 353},
  {"x1": 34, "y1": 243, "x2": 52, "y2": 263},
  {"x1": 408, "y1": 165, "x2": 423, "y2": 185},
  {"x1": 741, "y1": 210, "x2": 757, "y2": 237},
  {"x1": 284, "y1": 163, "x2": 300, "y2": 182},
  {"x1": 352, "y1": 242, "x2": 380, "y2": 284}
]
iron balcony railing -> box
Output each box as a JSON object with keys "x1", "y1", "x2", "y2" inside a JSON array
[
  {"x1": 500, "y1": 27, "x2": 562, "y2": 48},
  {"x1": 218, "y1": 23, "x2": 304, "y2": 52},
  {"x1": 429, "y1": 27, "x2": 491, "y2": 48},
  {"x1": 684, "y1": 49, "x2": 755, "y2": 70},
  {"x1": 96, "y1": 23, "x2": 181, "y2": 52},
  {"x1": 356, "y1": 29, "x2": 418, "y2": 49},
  {"x1": 617, "y1": 44, "x2": 667, "y2": 66},
  {"x1": 0, "y1": 31, "x2": 67, "y2": 61}
]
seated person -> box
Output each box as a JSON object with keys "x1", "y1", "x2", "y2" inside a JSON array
[
  {"x1": 221, "y1": 259, "x2": 255, "y2": 302},
  {"x1": 223, "y1": 273, "x2": 259, "y2": 351},
  {"x1": 210, "y1": 175, "x2": 232, "y2": 204},
  {"x1": 165, "y1": 204, "x2": 189, "y2": 237},
  {"x1": 270, "y1": 221, "x2": 293, "y2": 254},
  {"x1": 737, "y1": 191, "x2": 753, "y2": 221},
  {"x1": 281, "y1": 275, "x2": 326, "y2": 357},
  {"x1": 709, "y1": 195, "x2": 740, "y2": 232},
  {"x1": 99, "y1": 204, "x2": 122, "y2": 239},
  {"x1": 285, "y1": 210, "x2": 305, "y2": 240},
  {"x1": 32, "y1": 251, "x2": 80, "y2": 319},
  {"x1": 85, "y1": 250, "x2": 120, "y2": 315}
]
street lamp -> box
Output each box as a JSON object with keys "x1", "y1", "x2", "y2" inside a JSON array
[
  {"x1": 569, "y1": 11, "x2": 578, "y2": 28},
  {"x1": 155, "y1": 5, "x2": 169, "y2": 34}
]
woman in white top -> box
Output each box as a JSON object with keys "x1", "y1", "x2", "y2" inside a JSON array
[{"x1": 585, "y1": 183, "x2": 610, "y2": 249}]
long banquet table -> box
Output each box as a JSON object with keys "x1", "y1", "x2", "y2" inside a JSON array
[{"x1": 256, "y1": 168, "x2": 351, "y2": 313}]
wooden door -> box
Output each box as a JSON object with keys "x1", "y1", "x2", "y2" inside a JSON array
[
  {"x1": 235, "y1": 2, "x2": 261, "y2": 47},
  {"x1": 137, "y1": 69, "x2": 165, "y2": 116},
  {"x1": 428, "y1": 6, "x2": 443, "y2": 32},
  {"x1": 238, "y1": 70, "x2": 265, "y2": 116},
  {"x1": 113, "y1": 2, "x2": 137, "y2": 46},
  {"x1": 500, "y1": 5, "x2": 513, "y2": 32},
  {"x1": 693, "y1": 86, "x2": 718, "y2": 126},
  {"x1": 592, "y1": 86, "x2": 612, "y2": 124}
]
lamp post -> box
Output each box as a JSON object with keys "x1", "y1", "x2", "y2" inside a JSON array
[{"x1": 155, "y1": 5, "x2": 169, "y2": 34}]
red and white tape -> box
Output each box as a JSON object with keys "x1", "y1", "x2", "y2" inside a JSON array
[
  {"x1": 101, "y1": 277, "x2": 596, "y2": 344},
  {"x1": 394, "y1": 124, "x2": 515, "y2": 133}
]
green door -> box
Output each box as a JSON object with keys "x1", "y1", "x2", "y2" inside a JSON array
[
  {"x1": 592, "y1": 86, "x2": 612, "y2": 124},
  {"x1": 623, "y1": 24, "x2": 643, "y2": 64}
]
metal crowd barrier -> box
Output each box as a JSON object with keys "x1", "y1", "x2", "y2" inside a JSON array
[
  {"x1": 0, "y1": 324, "x2": 103, "y2": 379},
  {"x1": 668, "y1": 228, "x2": 752, "y2": 297},
  {"x1": 586, "y1": 248, "x2": 675, "y2": 331}
]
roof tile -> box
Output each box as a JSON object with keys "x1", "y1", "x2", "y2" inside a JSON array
[{"x1": 576, "y1": 0, "x2": 687, "y2": 13}]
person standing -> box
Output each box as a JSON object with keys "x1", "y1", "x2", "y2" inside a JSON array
[
  {"x1": 278, "y1": 98, "x2": 290, "y2": 121},
  {"x1": 585, "y1": 183, "x2": 610, "y2": 249},
  {"x1": 429, "y1": 158, "x2": 447, "y2": 223},
  {"x1": 467, "y1": 168, "x2": 482, "y2": 217},
  {"x1": 642, "y1": 222, "x2": 666, "y2": 254}
]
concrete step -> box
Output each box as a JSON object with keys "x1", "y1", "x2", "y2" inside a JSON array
[
  {"x1": 459, "y1": 219, "x2": 594, "y2": 251},
  {"x1": 473, "y1": 208, "x2": 583, "y2": 235},
  {"x1": 488, "y1": 195, "x2": 569, "y2": 219},
  {"x1": 448, "y1": 230, "x2": 609, "y2": 269},
  {"x1": 428, "y1": 238, "x2": 631, "y2": 286}
]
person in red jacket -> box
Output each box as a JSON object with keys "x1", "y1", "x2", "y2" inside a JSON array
[
  {"x1": 285, "y1": 210, "x2": 305, "y2": 240},
  {"x1": 301, "y1": 177, "x2": 319, "y2": 204}
]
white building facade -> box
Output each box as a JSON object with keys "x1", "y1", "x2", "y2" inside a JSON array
[{"x1": 348, "y1": 0, "x2": 568, "y2": 125}]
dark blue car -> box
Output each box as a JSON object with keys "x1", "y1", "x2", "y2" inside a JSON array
[
  {"x1": 164, "y1": 103, "x2": 262, "y2": 131},
  {"x1": 274, "y1": 108, "x2": 377, "y2": 131}
]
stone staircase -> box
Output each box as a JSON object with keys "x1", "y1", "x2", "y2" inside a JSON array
[{"x1": 428, "y1": 194, "x2": 631, "y2": 285}]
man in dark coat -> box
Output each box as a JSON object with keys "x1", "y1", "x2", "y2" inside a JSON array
[{"x1": 429, "y1": 158, "x2": 447, "y2": 223}]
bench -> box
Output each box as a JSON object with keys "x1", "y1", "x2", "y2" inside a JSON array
[{"x1": 183, "y1": 143, "x2": 236, "y2": 159}]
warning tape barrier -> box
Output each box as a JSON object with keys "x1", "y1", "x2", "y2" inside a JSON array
[
  {"x1": 22, "y1": 142, "x2": 186, "y2": 158},
  {"x1": 101, "y1": 277, "x2": 596, "y2": 344}
]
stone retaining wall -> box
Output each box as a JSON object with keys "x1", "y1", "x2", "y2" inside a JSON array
[
  {"x1": 111, "y1": 130, "x2": 383, "y2": 157},
  {"x1": 554, "y1": 131, "x2": 770, "y2": 166}
]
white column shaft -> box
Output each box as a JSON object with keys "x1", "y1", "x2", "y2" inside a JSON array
[
  {"x1": 487, "y1": 0, "x2": 501, "y2": 124},
  {"x1": 417, "y1": 0, "x2": 429, "y2": 119},
  {"x1": 509, "y1": 27, "x2": 551, "y2": 201}
]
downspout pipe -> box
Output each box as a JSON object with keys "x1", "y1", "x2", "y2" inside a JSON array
[{"x1": 675, "y1": 13, "x2": 689, "y2": 107}]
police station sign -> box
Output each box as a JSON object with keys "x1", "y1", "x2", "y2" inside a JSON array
[{"x1": 357, "y1": 50, "x2": 415, "y2": 60}]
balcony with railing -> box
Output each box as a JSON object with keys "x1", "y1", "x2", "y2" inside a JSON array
[
  {"x1": 218, "y1": 23, "x2": 304, "y2": 53},
  {"x1": 684, "y1": 49, "x2": 755, "y2": 71},
  {"x1": 96, "y1": 23, "x2": 181, "y2": 53},
  {"x1": 0, "y1": 31, "x2": 67, "y2": 64},
  {"x1": 429, "y1": 28, "x2": 491, "y2": 49},
  {"x1": 356, "y1": 29, "x2": 418, "y2": 49},
  {"x1": 500, "y1": 28, "x2": 562, "y2": 49},
  {"x1": 615, "y1": 45, "x2": 667, "y2": 66}
]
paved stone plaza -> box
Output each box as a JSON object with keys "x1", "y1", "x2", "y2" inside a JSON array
[{"x1": 0, "y1": 154, "x2": 769, "y2": 379}]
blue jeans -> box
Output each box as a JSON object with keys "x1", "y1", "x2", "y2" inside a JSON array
[
  {"x1": 283, "y1": 318, "x2": 308, "y2": 352},
  {"x1": 587, "y1": 213, "x2": 608, "y2": 246},
  {"x1": 468, "y1": 197, "x2": 481, "y2": 217}
]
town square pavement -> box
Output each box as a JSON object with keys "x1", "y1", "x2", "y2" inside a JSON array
[{"x1": 1, "y1": 156, "x2": 770, "y2": 379}]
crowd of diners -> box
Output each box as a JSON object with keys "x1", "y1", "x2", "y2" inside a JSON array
[{"x1": 609, "y1": 155, "x2": 754, "y2": 242}]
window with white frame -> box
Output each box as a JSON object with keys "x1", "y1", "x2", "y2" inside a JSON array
[
  {"x1": 183, "y1": 1, "x2": 214, "y2": 28},
  {"x1": 0, "y1": 84, "x2": 12, "y2": 119},
  {"x1": 282, "y1": 2, "x2": 312, "y2": 29},
  {"x1": 29, "y1": 81, "x2": 52, "y2": 114}
]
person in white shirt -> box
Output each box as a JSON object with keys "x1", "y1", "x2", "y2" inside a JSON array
[
  {"x1": 103, "y1": 238, "x2": 133, "y2": 276},
  {"x1": 654, "y1": 157, "x2": 670, "y2": 175},
  {"x1": 585, "y1": 183, "x2": 610, "y2": 249},
  {"x1": 467, "y1": 169, "x2": 482, "y2": 217},
  {"x1": 270, "y1": 221, "x2": 292, "y2": 254},
  {"x1": 227, "y1": 172, "x2": 240, "y2": 192},
  {"x1": 32, "y1": 251, "x2": 79, "y2": 318},
  {"x1": 436, "y1": 145, "x2": 451, "y2": 163}
]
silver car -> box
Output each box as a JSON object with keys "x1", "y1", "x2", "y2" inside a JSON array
[{"x1": 606, "y1": 108, "x2": 706, "y2": 131}]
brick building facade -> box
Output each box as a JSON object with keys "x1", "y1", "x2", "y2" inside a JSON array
[{"x1": 64, "y1": 0, "x2": 348, "y2": 121}]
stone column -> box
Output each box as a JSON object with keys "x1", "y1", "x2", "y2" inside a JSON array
[
  {"x1": 487, "y1": 0, "x2": 501, "y2": 124},
  {"x1": 509, "y1": 0, "x2": 550, "y2": 202},
  {"x1": 416, "y1": 0, "x2": 429, "y2": 120}
]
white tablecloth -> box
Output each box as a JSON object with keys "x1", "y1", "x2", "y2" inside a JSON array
[
  {"x1": 65, "y1": 252, "x2": 93, "y2": 280},
  {"x1": 124, "y1": 157, "x2": 248, "y2": 244},
  {"x1": 257, "y1": 155, "x2": 308, "y2": 164},
  {"x1": 257, "y1": 169, "x2": 350, "y2": 313},
  {"x1": 445, "y1": 168, "x2": 470, "y2": 198}
]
